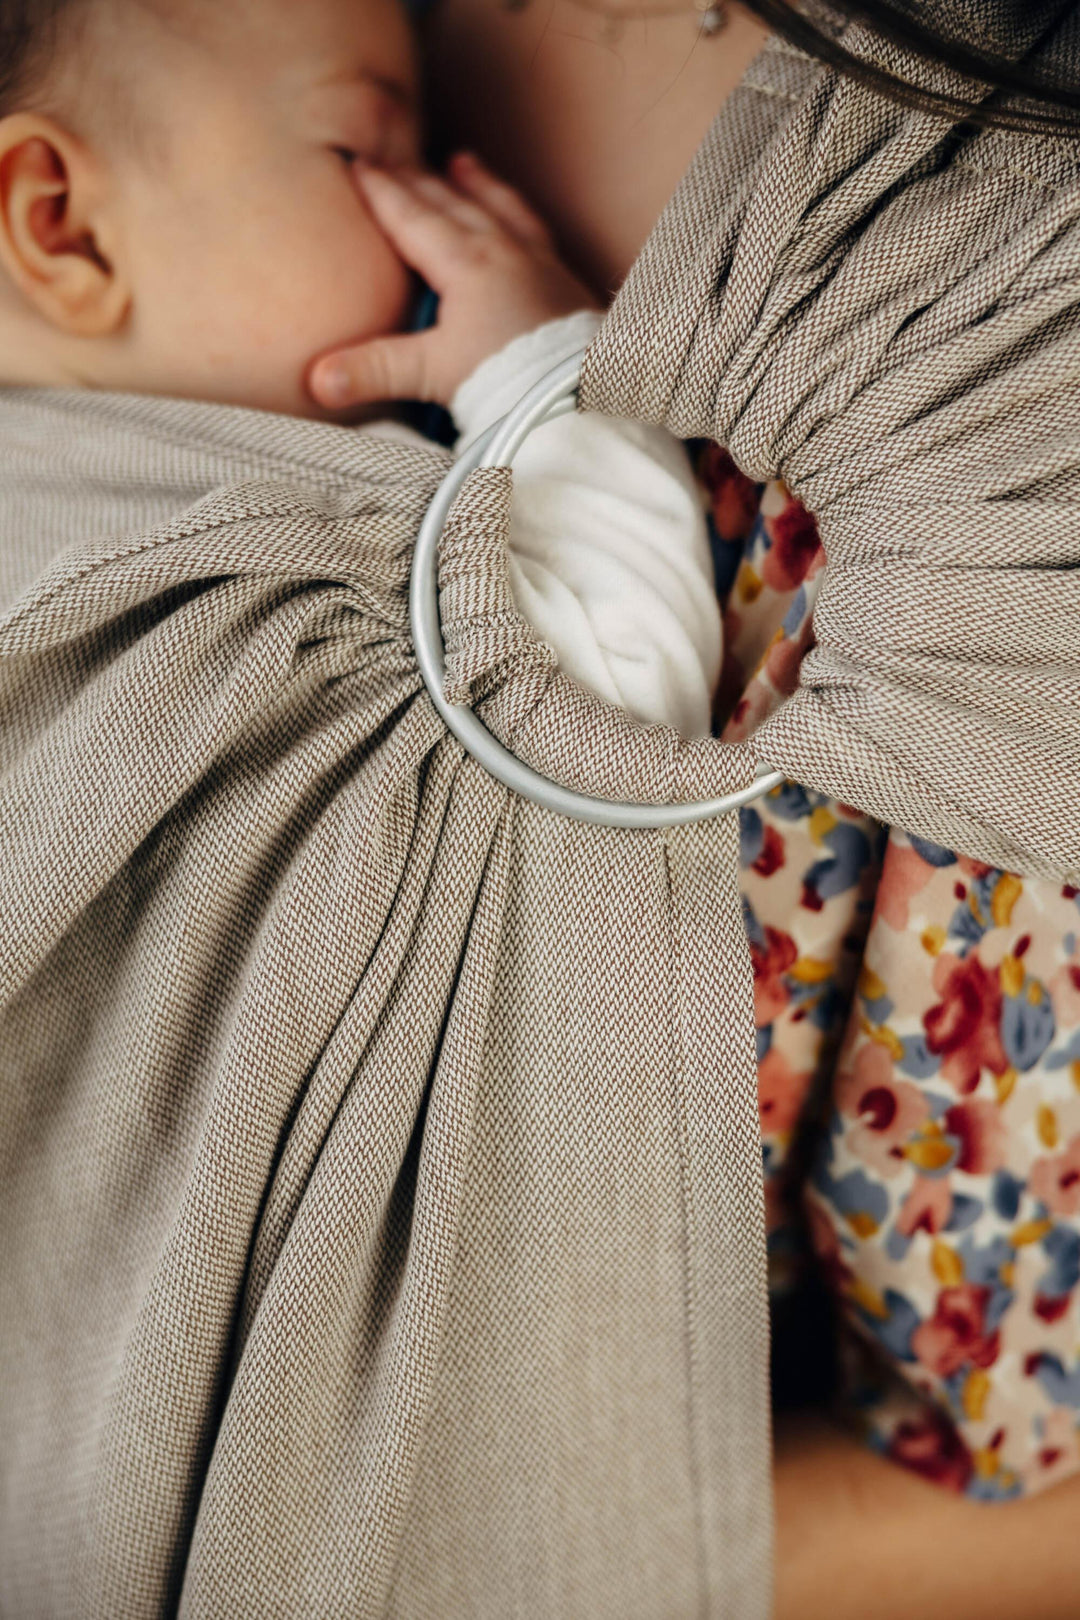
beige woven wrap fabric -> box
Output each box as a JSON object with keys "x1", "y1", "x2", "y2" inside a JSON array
[
  {"x1": 583, "y1": 0, "x2": 1080, "y2": 883},
  {"x1": 0, "y1": 391, "x2": 769, "y2": 1620},
  {"x1": 5, "y1": 3, "x2": 1080, "y2": 1616}
]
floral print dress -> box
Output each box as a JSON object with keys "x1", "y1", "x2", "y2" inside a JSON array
[{"x1": 698, "y1": 443, "x2": 1080, "y2": 1502}]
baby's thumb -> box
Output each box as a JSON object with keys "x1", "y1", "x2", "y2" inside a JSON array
[{"x1": 308, "y1": 331, "x2": 434, "y2": 411}]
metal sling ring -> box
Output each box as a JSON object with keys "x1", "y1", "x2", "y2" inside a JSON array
[{"x1": 409, "y1": 347, "x2": 786, "y2": 828}]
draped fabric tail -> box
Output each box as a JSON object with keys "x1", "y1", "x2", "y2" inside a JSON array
[{"x1": 0, "y1": 391, "x2": 772, "y2": 1619}]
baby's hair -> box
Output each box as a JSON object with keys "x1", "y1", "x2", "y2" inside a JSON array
[
  {"x1": 0, "y1": 0, "x2": 79, "y2": 117},
  {"x1": 0, "y1": 0, "x2": 173, "y2": 156}
]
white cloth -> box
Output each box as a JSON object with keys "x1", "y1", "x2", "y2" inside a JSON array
[{"x1": 367, "y1": 311, "x2": 723, "y2": 739}]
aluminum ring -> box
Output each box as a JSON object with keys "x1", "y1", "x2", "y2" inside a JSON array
[{"x1": 409, "y1": 348, "x2": 785, "y2": 827}]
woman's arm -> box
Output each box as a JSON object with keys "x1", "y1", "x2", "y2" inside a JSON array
[{"x1": 774, "y1": 1408, "x2": 1080, "y2": 1620}]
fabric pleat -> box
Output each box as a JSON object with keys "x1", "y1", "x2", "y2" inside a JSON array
[
  {"x1": 0, "y1": 391, "x2": 769, "y2": 1619},
  {"x1": 3, "y1": 2, "x2": 1080, "y2": 1613},
  {"x1": 581, "y1": 0, "x2": 1080, "y2": 881}
]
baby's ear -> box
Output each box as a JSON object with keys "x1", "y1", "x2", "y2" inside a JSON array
[{"x1": 0, "y1": 114, "x2": 130, "y2": 337}]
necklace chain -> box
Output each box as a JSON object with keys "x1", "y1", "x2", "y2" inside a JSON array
[{"x1": 501, "y1": 0, "x2": 731, "y2": 39}]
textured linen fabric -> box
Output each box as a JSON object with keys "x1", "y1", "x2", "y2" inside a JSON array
[
  {"x1": 580, "y1": 0, "x2": 1080, "y2": 882},
  {"x1": 4, "y1": 3, "x2": 1080, "y2": 1617},
  {"x1": 0, "y1": 390, "x2": 768, "y2": 1620}
]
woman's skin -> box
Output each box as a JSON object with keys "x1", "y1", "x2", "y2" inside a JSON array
[
  {"x1": 323, "y1": 3, "x2": 1080, "y2": 1610},
  {"x1": 423, "y1": 0, "x2": 775, "y2": 293},
  {"x1": 774, "y1": 1408, "x2": 1080, "y2": 1620}
]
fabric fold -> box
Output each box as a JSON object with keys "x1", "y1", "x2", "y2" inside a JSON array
[
  {"x1": 0, "y1": 390, "x2": 771, "y2": 1620},
  {"x1": 581, "y1": 0, "x2": 1080, "y2": 882},
  {"x1": 439, "y1": 465, "x2": 761, "y2": 808}
]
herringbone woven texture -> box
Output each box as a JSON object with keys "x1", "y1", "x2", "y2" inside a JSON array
[
  {"x1": 0, "y1": 393, "x2": 768, "y2": 1619},
  {"x1": 582, "y1": 0, "x2": 1080, "y2": 882},
  {"x1": 4, "y1": 1, "x2": 1080, "y2": 1614}
]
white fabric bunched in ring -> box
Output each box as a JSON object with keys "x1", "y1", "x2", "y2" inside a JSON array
[
  {"x1": 410, "y1": 348, "x2": 785, "y2": 827},
  {"x1": 5, "y1": 1, "x2": 1080, "y2": 1616}
]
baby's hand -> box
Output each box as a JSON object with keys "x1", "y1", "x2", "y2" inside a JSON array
[{"x1": 308, "y1": 153, "x2": 599, "y2": 412}]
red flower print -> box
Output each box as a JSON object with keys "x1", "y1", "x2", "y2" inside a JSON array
[
  {"x1": 1049, "y1": 962, "x2": 1080, "y2": 1028},
  {"x1": 712, "y1": 645, "x2": 749, "y2": 734},
  {"x1": 760, "y1": 499, "x2": 822, "y2": 593},
  {"x1": 718, "y1": 671, "x2": 779, "y2": 744},
  {"x1": 751, "y1": 824, "x2": 786, "y2": 878},
  {"x1": 1034, "y1": 1295, "x2": 1073, "y2": 1324},
  {"x1": 887, "y1": 1410, "x2": 974, "y2": 1492},
  {"x1": 942, "y1": 1099, "x2": 1007, "y2": 1176},
  {"x1": 923, "y1": 953, "x2": 1008, "y2": 1095},
  {"x1": 1030, "y1": 1133, "x2": 1080, "y2": 1216},
  {"x1": 896, "y1": 1175, "x2": 953, "y2": 1237},
  {"x1": 912, "y1": 1285, "x2": 1001, "y2": 1378},
  {"x1": 874, "y1": 838, "x2": 938, "y2": 931},
  {"x1": 750, "y1": 924, "x2": 797, "y2": 1027},
  {"x1": 758, "y1": 1046, "x2": 813, "y2": 1139},
  {"x1": 699, "y1": 444, "x2": 761, "y2": 541},
  {"x1": 835, "y1": 1039, "x2": 930, "y2": 1179},
  {"x1": 763, "y1": 613, "x2": 816, "y2": 699}
]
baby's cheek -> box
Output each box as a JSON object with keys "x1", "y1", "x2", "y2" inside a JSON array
[
  {"x1": 266, "y1": 217, "x2": 413, "y2": 416},
  {"x1": 133, "y1": 186, "x2": 415, "y2": 419},
  {"x1": 322, "y1": 215, "x2": 414, "y2": 345}
]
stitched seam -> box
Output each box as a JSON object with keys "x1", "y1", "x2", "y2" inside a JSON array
[
  {"x1": 745, "y1": 81, "x2": 805, "y2": 105},
  {"x1": 949, "y1": 155, "x2": 1075, "y2": 192}
]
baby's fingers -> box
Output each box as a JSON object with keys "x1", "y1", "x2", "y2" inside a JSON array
[
  {"x1": 354, "y1": 166, "x2": 474, "y2": 291},
  {"x1": 446, "y1": 152, "x2": 554, "y2": 247},
  {"x1": 409, "y1": 172, "x2": 500, "y2": 235},
  {"x1": 308, "y1": 328, "x2": 436, "y2": 410}
]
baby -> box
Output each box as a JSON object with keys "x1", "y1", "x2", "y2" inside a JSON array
[{"x1": 0, "y1": 0, "x2": 723, "y2": 735}]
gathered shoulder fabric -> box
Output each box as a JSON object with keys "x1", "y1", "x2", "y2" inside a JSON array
[
  {"x1": 582, "y1": 0, "x2": 1080, "y2": 882},
  {"x1": 3, "y1": 2, "x2": 1080, "y2": 1615}
]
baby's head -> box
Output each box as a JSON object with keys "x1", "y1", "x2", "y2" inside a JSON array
[{"x1": 0, "y1": 0, "x2": 422, "y2": 417}]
